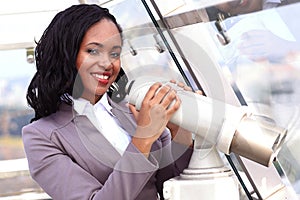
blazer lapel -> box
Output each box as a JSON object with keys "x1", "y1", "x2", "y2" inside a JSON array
[
  {"x1": 74, "y1": 115, "x2": 121, "y2": 167},
  {"x1": 108, "y1": 97, "x2": 137, "y2": 136}
]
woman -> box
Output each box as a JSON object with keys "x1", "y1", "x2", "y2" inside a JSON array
[{"x1": 22, "y1": 4, "x2": 193, "y2": 200}]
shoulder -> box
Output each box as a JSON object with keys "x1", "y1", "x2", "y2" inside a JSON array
[{"x1": 22, "y1": 103, "x2": 74, "y2": 138}]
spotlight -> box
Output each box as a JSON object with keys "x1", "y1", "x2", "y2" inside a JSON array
[
  {"x1": 127, "y1": 40, "x2": 137, "y2": 56},
  {"x1": 153, "y1": 34, "x2": 165, "y2": 53},
  {"x1": 26, "y1": 47, "x2": 35, "y2": 64}
]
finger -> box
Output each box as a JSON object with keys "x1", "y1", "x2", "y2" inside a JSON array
[
  {"x1": 195, "y1": 90, "x2": 203, "y2": 95},
  {"x1": 143, "y1": 82, "x2": 162, "y2": 102},
  {"x1": 183, "y1": 85, "x2": 193, "y2": 91},
  {"x1": 177, "y1": 81, "x2": 185, "y2": 88},
  {"x1": 160, "y1": 89, "x2": 177, "y2": 109},
  {"x1": 169, "y1": 79, "x2": 176, "y2": 84},
  {"x1": 175, "y1": 81, "x2": 193, "y2": 91},
  {"x1": 166, "y1": 95, "x2": 181, "y2": 114},
  {"x1": 128, "y1": 103, "x2": 139, "y2": 119},
  {"x1": 152, "y1": 84, "x2": 172, "y2": 104}
]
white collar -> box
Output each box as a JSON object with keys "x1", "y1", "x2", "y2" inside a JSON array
[
  {"x1": 72, "y1": 93, "x2": 113, "y2": 116},
  {"x1": 96, "y1": 93, "x2": 114, "y2": 116}
]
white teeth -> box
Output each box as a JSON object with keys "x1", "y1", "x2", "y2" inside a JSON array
[{"x1": 92, "y1": 74, "x2": 109, "y2": 80}]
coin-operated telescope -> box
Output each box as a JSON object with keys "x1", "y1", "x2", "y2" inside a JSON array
[{"x1": 126, "y1": 76, "x2": 287, "y2": 200}]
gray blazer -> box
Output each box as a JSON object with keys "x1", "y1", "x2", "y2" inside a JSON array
[{"x1": 22, "y1": 97, "x2": 192, "y2": 200}]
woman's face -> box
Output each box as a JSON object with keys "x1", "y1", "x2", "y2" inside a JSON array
[{"x1": 76, "y1": 18, "x2": 122, "y2": 104}]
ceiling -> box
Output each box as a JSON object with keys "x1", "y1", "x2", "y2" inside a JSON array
[
  {"x1": 0, "y1": 0, "x2": 120, "y2": 50},
  {"x1": 0, "y1": 0, "x2": 232, "y2": 50}
]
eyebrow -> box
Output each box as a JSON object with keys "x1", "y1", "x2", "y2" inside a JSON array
[{"x1": 86, "y1": 42, "x2": 122, "y2": 50}]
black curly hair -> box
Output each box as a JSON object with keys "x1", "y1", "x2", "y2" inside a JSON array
[{"x1": 26, "y1": 4, "x2": 126, "y2": 122}]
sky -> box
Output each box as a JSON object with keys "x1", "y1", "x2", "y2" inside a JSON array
[
  {"x1": 0, "y1": 0, "x2": 80, "y2": 107},
  {"x1": 0, "y1": 49, "x2": 36, "y2": 79},
  {"x1": 0, "y1": 0, "x2": 81, "y2": 79}
]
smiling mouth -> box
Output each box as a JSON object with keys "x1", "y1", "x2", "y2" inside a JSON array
[{"x1": 91, "y1": 73, "x2": 110, "y2": 84}]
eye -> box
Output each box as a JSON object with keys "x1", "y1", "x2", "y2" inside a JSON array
[
  {"x1": 110, "y1": 51, "x2": 120, "y2": 59},
  {"x1": 87, "y1": 48, "x2": 99, "y2": 55}
]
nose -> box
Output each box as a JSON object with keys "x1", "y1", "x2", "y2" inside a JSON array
[{"x1": 98, "y1": 52, "x2": 113, "y2": 70}]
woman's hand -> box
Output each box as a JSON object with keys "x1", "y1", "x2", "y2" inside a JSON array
[{"x1": 129, "y1": 82, "x2": 181, "y2": 156}]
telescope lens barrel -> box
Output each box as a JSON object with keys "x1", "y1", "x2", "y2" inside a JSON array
[{"x1": 230, "y1": 116, "x2": 287, "y2": 167}]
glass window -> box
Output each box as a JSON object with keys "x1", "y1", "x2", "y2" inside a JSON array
[
  {"x1": 0, "y1": 1, "x2": 79, "y2": 198},
  {"x1": 0, "y1": 49, "x2": 35, "y2": 160},
  {"x1": 1, "y1": 0, "x2": 299, "y2": 199},
  {"x1": 141, "y1": 0, "x2": 300, "y2": 199}
]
